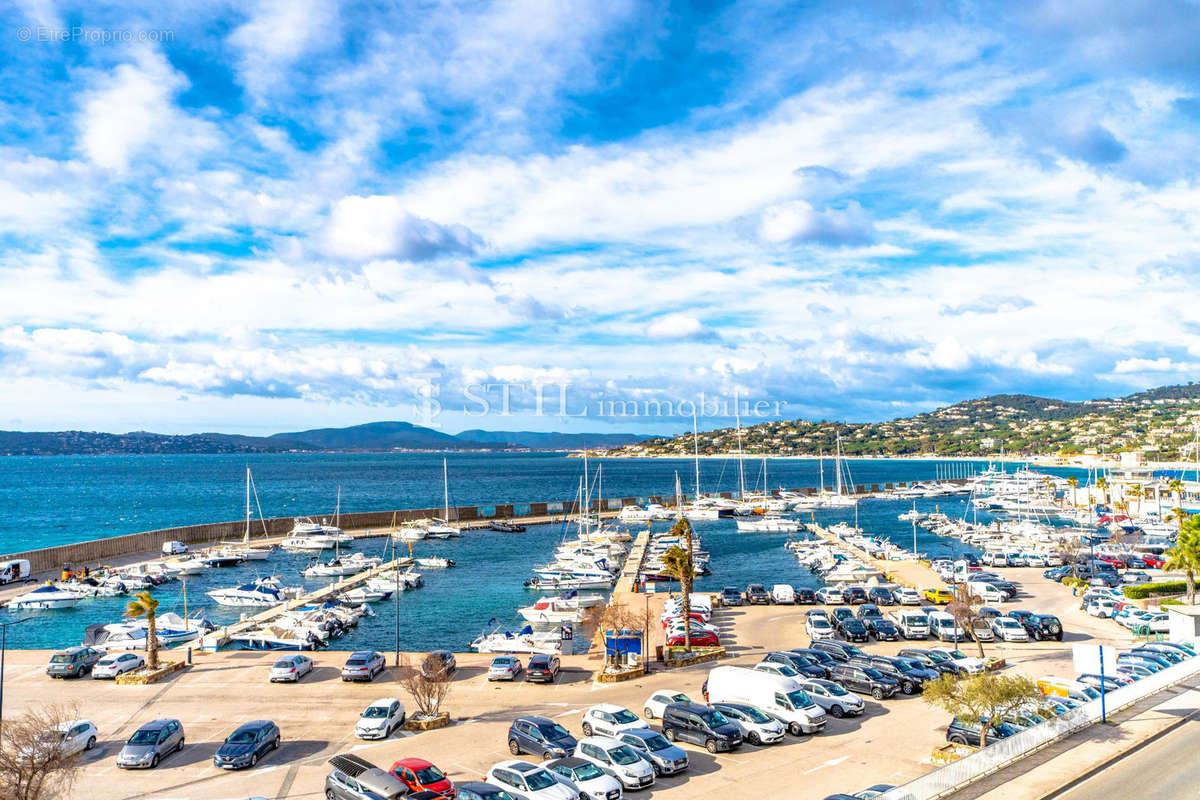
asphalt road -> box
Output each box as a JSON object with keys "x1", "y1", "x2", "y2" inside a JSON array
[{"x1": 1056, "y1": 718, "x2": 1200, "y2": 800}]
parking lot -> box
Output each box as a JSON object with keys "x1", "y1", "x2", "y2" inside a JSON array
[{"x1": 7, "y1": 566, "x2": 1150, "y2": 800}]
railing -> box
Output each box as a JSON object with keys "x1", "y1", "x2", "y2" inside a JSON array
[{"x1": 879, "y1": 655, "x2": 1200, "y2": 800}]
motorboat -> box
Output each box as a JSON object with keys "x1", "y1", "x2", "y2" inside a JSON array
[
  {"x1": 736, "y1": 515, "x2": 801, "y2": 533},
  {"x1": 301, "y1": 552, "x2": 384, "y2": 578},
  {"x1": 414, "y1": 556, "x2": 455, "y2": 569},
  {"x1": 159, "y1": 556, "x2": 208, "y2": 576},
  {"x1": 517, "y1": 597, "x2": 585, "y2": 624},
  {"x1": 391, "y1": 521, "x2": 429, "y2": 541},
  {"x1": 206, "y1": 576, "x2": 301, "y2": 607},
  {"x1": 203, "y1": 551, "x2": 245, "y2": 568},
  {"x1": 618, "y1": 503, "x2": 673, "y2": 522},
  {"x1": 282, "y1": 516, "x2": 353, "y2": 550},
  {"x1": 230, "y1": 625, "x2": 328, "y2": 651},
  {"x1": 471, "y1": 623, "x2": 565, "y2": 655},
  {"x1": 82, "y1": 612, "x2": 212, "y2": 650},
  {"x1": 488, "y1": 520, "x2": 526, "y2": 532},
  {"x1": 7, "y1": 585, "x2": 84, "y2": 610},
  {"x1": 339, "y1": 586, "x2": 393, "y2": 604},
  {"x1": 523, "y1": 574, "x2": 614, "y2": 591}
]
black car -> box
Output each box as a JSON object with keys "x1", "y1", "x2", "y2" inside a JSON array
[
  {"x1": 856, "y1": 604, "x2": 883, "y2": 621},
  {"x1": 866, "y1": 618, "x2": 900, "y2": 641},
  {"x1": 946, "y1": 717, "x2": 1020, "y2": 747},
  {"x1": 660, "y1": 702, "x2": 742, "y2": 753},
  {"x1": 213, "y1": 720, "x2": 280, "y2": 770},
  {"x1": 791, "y1": 647, "x2": 839, "y2": 674},
  {"x1": 898, "y1": 648, "x2": 959, "y2": 676},
  {"x1": 829, "y1": 663, "x2": 899, "y2": 700},
  {"x1": 762, "y1": 651, "x2": 826, "y2": 678},
  {"x1": 835, "y1": 618, "x2": 869, "y2": 643},
  {"x1": 422, "y1": 650, "x2": 457, "y2": 678},
  {"x1": 1019, "y1": 614, "x2": 1063, "y2": 641},
  {"x1": 526, "y1": 654, "x2": 561, "y2": 683},
  {"x1": 745, "y1": 583, "x2": 770, "y2": 605},
  {"x1": 46, "y1": 646, "x2": 105, "y2": 679},
  {"x1": 852, "y1": 655, "x2": 928, "y2": 695},
  {"x1": 830, "y1": 606, "x2": 856, "y2": 624},
  {"x1": 808, "y1": 640, "x2": 864, "y2": 661},
  {"x1": 456, "y1": 781, "x2": 524, "y2": 800},
  {"x1": 507, "y1": 716, "x2": 578, "y2": 759},
  {"x1": 868, "y1": 587, "x2": 895, "y2": 606},
  {"x1": 845, "y1": 587, "x2": 868, "y2": 604},
  {"x1": 795, "y1": 587, "x2": 817, "y2": 604},
  {"x1": 720, "y1": 587, "x2": 744, "y2": 606}
]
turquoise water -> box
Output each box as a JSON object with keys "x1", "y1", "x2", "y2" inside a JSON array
[{"x1": 0, "y1": 454, "x2": 1079, "y2": 651}]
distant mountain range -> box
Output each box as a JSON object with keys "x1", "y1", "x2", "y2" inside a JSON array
[
  {"x1": 603, "y1": 382, "x2": 1200, "y2": 461},
  {"x1": 0, "y1": 422, "x2": 650, "y2": 456}
]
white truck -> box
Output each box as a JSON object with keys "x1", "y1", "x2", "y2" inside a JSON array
[
  {"x1": 888, "y1": 609, "x2": 929, "y2": 639},
  {"x1": 703, "y1": 666, "x2": 826, "y2": 736},
  {"x1": 0, "y1": 559, "x2": 31, "y2": 585}
]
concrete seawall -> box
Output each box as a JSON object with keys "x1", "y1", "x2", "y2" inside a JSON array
[{"x1": 3, "y1": 480, "x2": 959, "y2": 574}]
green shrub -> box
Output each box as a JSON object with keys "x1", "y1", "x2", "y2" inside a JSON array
[
  {"x1": 1160, "y1": 597, "x2": 1183, "y2": 607},
  {"x1": 1061, "y1": 577, "x2": 1089, "y2": 590},
  {"x1": 1123, "y1": 580, "x2": 1187, "y2": 600}
]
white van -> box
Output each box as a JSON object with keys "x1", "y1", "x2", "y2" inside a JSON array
[
  {"x1": 0, "y1": 559, "x2": 31, "y2": 585},
  {"x1": 888, "y1": 609, "x2": 929, "y2": 639},
  {"x1": 927, "y1": 611, "x2": 967, "y2": 642},
  {"x1": 967, "y1": 581, "x2": 1007, "y2": 604},
  {"x1": 703, "y1": 666, "x2": 826, "y2": 736},
  {"x1": 161, "y1": 541, "x2": 189, "y2": 556},
  {"x1": 770, "y1": 584, "x2": 796, "y2": 604}
]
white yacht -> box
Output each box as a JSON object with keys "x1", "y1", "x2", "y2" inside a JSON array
[
  {"x1": 414, "y1": 556, "x2": 455, "y2": 569},
  {"x1": 82, "y1": 612, "x2": 212, "y2": 650},
  {"x1": 282, "y1": 518, "x2": 352, "y2": 550},
  {"x1": 206, "y1": 576, "x2": 301, "y2": 607},
  {"x1": 159, "y1": 555, "x2": 208, "y2": 575},
  {"x1": 736, "y1": 515, "x2": 801, "y2": 533},
  {"x1": 7, "y1": 585, "x2": 84, "y2": 610},
  {"x1": 471, "y1": 623, "x2": 564, "y2": 655},
  {"x1": 618, "y1": 503, "x2": 673, "y2": 521},
  {"x1": 300, "y1": 552, "x2": 383, "y2": 578}
]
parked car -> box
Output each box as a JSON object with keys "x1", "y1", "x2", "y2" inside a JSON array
[
  {"x1": 341, "y1": 651, "x2": 386, "y2": 682},
  {"x1": 40, "y1": 720, "x2": 99, "y2": 757},
  {"x1": 836, "y1": 618, "x2": 869, "y2": 643},
  {"x1": 488, "y1": 655, "x2": 524, "y2": 681},
  {"x1": 762, "y1": 651, "x2": 827, "y2": 679},
  {"x1": 930, "y1": 647, "x2": 986, "y2": 675},
  {"x1": 92, "y1": 652, "x2": 144, "y2": 679},
  {"x1": 46, "y1": 646, "x2": 104, "y2": 679},
  {"x1": 213, "y1": 719, "x2": 280, "y2": 770},
  {"x1": 545, "y1": 756, "x2": 623, "y2": 800},
  {"x1": 831, "y1": 606, "x2": 855, "y2": 624},
  {"x1": 710, "y1": 701, "x2": 786, "y2": 745},
  {"x1": 850, "y1": 656, "x2": 925, "y2": 695},
  {"x1": 574, "y1": 736, "x2": 656, "y2": 790},
  {"x1": 946, "y1": 717, "x2": 1019, "y2": 747},
  {"x1": 117, "y1": 719, "x2": 184, "y2": 769},
  {"x1": 798, "y1": 678, "x2": 865, "y2": 718},
  {"x1": 643, "y1": 690, "x2": 691, "y2": 720},
  {"x1": 720, "y1": 587, "x2": 744, "y2": 606},
  {"x1": 924, "y1": 587, "x2": 953, "y2": 604},
  {"x1": 1087, "y1": 598, "x2": 1117, "y2": 618},
  {"x1": 970, "y1": 619, "x2": 995, "y2": 642},
  {"x1": 816, "y1": 586, "x2": 846, "y2": 604},
  {"x1": 423, "y1": 650, "x2": 457, "y2": 678},
  {"x1": 618, "y1": 728, "x2": 689, "y2": 776},
  {"x1": 355, "y1": 698, "x2": 406, "y2": 739},
  {"x1": 391, "y1": 758, "x2": 455, "y2": 797},
  {"x1": 786, "y1": 650, "x2": 834, "y2": 678},
  {"x1": 898, "y1": 648, "x2": 955, "y2": 676},
  {"x1": 830, "y1": 663, "x2": 898, "y2": 700},
  {"x1": 770, "y1": 584, "x2": 796, "y2": 604},
  {"x1": 745, "y1": 583, "x2": 770, "y2": 604},
  {"x1": 845, "y1": 587, "x2": 869, "y2": 604},
  {"x1": 755, "y1": 661, "x2": 803, "y2": 679},
  {"x1": 856, "y1": 603, "x2": 884, "y2": 621},
  {"x1": 1019, "y1": 614, "x2": 1064, "y2": 642},
  {"x1": 269, "y1": 653, "x2": 314, "y2": 682},
  {"x1": 581, "y1": 704, "x2": 645, "y2": 738},
  {"x1": 508, "y1": 716, "x2": 579, "y2": 759},
  {"x1": 795, "y1": 587, "x2": 818, "y2": 604},
  {"x1": 868, "y1": 587, "x2": 895, "y2": 606},
  {"x1": 809, "y1": 639, "x2": 864, "y2": 662},
  {"x1": 161, "y1": 540, "x2": 188, "y2": 555},
  {"x1": 667, "y1": 629, "x2": 718, "y2": 647},
  {"x1": 791, "y1": 647, "x2": 840, "y2": 674},
  {"x1": 660, "y1": 702, "x2": 743, "y2": 753},
  {"x1": 327, "y1": 754, "x2": 410, "y2": 800},
  {"x1": 527, "y1": 654, "x2": 561, "y2": 683},
  {"x1": 895, "y1": 587, "x2": 922, "y2": 605},
  {"x1": 990, "y1": 616, "x2": 1029, "y2": 642},
  {"x1": 487, "y1": 759, "x2": 579, "y2": 800}
]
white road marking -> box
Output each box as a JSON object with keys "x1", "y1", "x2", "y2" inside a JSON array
[
  {"x1": 803, "y1": 755, "x2": 849, "y2": 774},
  {"x1": 554, "y1": 708, "x2": 581, "y2": 718}
]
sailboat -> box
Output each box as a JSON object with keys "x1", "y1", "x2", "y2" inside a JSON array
[
  {"x1": 679, "y1": 411, "x2": 724, "y2": 520},
  {"x1": 427, "y1": 458, "x2": 462, "y2": 537},
  {"x1": 215, "y1": 467, "x2": 274, "y2": 560}
]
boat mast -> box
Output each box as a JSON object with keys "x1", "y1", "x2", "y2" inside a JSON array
[
  {"x1": 443, "y1": 457, "x2": 450, "y2": 520},
  {"x1": 692, "y1": 411, "x2": 702, "y2": 501},
  {"x1": 335, "y1": 485, "x2": 341, "y2": 528},
  {"x1": 835, "y1": 432, "x2": 844, "y2": 497},
  {"x1": 735, "y1": 398, "x2": 746, "y2": 500},
  {"x1": 243, "y1": 466, "x2": 251, "y2": 544}
]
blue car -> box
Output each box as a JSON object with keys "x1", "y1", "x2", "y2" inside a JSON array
[
  {"x1": 507, "y1": 716, "x2": 578, "y2": 759},
  {"x1": 618, "y1": 728, "x2": 689, "y2": 775},
  {"x1": 213, "y1": 720, "x2": 280, "y2": 769}
]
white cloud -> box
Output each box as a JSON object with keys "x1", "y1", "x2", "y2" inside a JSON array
[
  {"x1": 322, "y1": 195, "x2": 483, "y2": 262},
  {"x1": 758, "y1": 200, "x2": 875, "y2": 246},
  {"x1": 646, "y1": 314, "x2": 707, "y2": 341}
]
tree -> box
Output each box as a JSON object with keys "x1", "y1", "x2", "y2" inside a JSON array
[
  {"x1": 1164, "y1": 516, "x2": 1200, "y2": 604},
  {"x1": 585, "y1": 601, "x2": 651, "y2": 667},
  {"x1": 400, "y1": 653, "x2": 453, "y2": 720},
  {"x1": 125, "y1": 590, "x2": 159, "y2": 669},
  {"x1": 1066, "y1": 476, "x2": 1079, "y2": 508},
  {"x1": 1128, "y1": 483, "x2": 1142, "y2": 515},
  {"x1": 661, "y1": 517, "x2": 696, "y2": 651},
  {"x1": 0, "y1": 704, "x2": 85, "y2": 800},
  {"x1": 947, "y1": 583, "x2": 987, "y2": 659},
  {"x1": 1168, "y1": 478, "x2": 1185, "y2": 514},
  {"x1": 923, "y1": 672, "x2": 1042, "y2": 747},
  {"x1": 1096, "y1": 476, "x2": 1110, "y2": 506}
]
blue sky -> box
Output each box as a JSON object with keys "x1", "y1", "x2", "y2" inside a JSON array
[{"x1": 2, "y1": 0, "x2": 1200, "y2": 435}]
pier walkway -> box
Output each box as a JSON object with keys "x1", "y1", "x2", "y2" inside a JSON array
[
  {"x1": 196, "y1": 557, "x2": 409, "y2": 652},
  {"x1": 807, "y1": 523, "x2": 944, "y2": 592}
]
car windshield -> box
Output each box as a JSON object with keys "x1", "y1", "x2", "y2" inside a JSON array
[
  {"x1": 699, "y1": 710, "x2": 730, "y2": 727},
  {"x1": 610, "y1": 745, "x2": 641, "y2": 766},
  {"x1": 571, "y1": 762, "x2": 605, "y2": 780},
  {"x1": 49, "y1": 654, "x2": 73, "y2": 664},
  {"x1": 273, "y1": 659, "x2": 294, "y2": 668},
  {"x1": 785, "y1": 690, "x2": 814, "y2": 708},
  {"x1": 823, "y1": 681, "x2": 848, "y2": 696},
  {"x1": 896, "y1": 658, "x2": 921, "y2": 670},
  {"x1": 542, "y1": 723, "x2": 571, "y2": 739},
  {"x1": 948, "y1": 650, "x2": 967, "y2": 659},
  {"x1": 129, "y1": 729, "x2": 161, "y2": 745},
  {"x1": 363, "y1": 706, "x2": 390, "y2": 718},
  {"x1": 227, "y1": 730, "x2": 257, "y2": 744},
  {"x1": 770, "y1": 664, "x2": 799, "y2": 676},
  {"x1": 524, "y1": 770, "x2": 556, "y2": 790},
  {"x1": 812, "y1": 619, "x2": 831, "y2": 628},
  {"x1": 415, "y1": 765, "x2": 445, "y2": 783},
  {"x1": 493, "y1": 658, "x2": 515, "y2": 666},
  {"x1": 737, "y1": 705, "x2": 772, "y2": 723},
  {"x1": 612, "y1": 709, "x2": 639, "y2": 724},
  {"x1": 642, "y1": 733, "x2": 672, "y2": 751},
  {"x1": 861, "y1": 668, "x2": 885, "y2": 679}
]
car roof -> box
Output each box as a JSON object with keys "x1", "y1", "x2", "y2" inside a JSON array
[
  {"x1": 546, "y1": 756, "x2": 589, "y2": 768},
  {"x1": 504, "y1": 760, "x2": 544, "y2": 773},
  {"x1": 515, "y1": 715, "x2": 554, "y2": 726},
  {"x1": 138, "y1": 719, "x2": 178, "y2": 731},
  {"x1": 233, "y1": 720, "x2": 275, "y2": 731},
  {"x1": 579, "y1": 735, "x2": 624, "y2": 747},
  {"x1": 457, "y1": 782, "x2": 507, "y2": 796},
  {"x1": 367, "y1": 697, "x2": 401, "y2": 707},
  {"x1": 395, "y1": 757, "x2": 434, "y2": 769},
  {"x1": 349, "y1": 650, "x2": 378, "y2": 657},
  {"x1": 619, "y1": 728, "x2": 657, "y2": 740},
  {"x1": 589, "y1": 703, "x2": 627, "y2": 713},
  {"x1": 665, "y1": 701, "x2": 710, "y2": 714}
]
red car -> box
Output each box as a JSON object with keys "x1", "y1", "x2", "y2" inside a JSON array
[
  {"x1": 1096, "y1": 554, "x2": 1128, "y2": 569},
  {"x1": 667, "y1": 630, "x2": 719, "y2": 647},
  {"x1": 1140, "y1": 553, "x2": 1166, "y2": 569},
  {"x1": 390, "y1": 758, "x2": 454, "y2": 797}
]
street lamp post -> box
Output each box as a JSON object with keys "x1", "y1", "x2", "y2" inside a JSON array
[{"x1": 0, "y1": 617, "x2": 33, "y2": 742}]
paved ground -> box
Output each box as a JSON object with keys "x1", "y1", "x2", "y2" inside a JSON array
[
  {"x1": 1054, "y1": 716, "x2": 1200, "y2": 800},
  {"x1": 6, "y1": 564, "x2": 1164, "y2": 800}
]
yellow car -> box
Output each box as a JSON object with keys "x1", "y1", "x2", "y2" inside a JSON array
[{"x1": 924, "y1": 587, "x2": 954, "y2": 604}]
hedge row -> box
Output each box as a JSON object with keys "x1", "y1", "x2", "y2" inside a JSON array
[{"x1": 1123, "y1": 580, "x2": 1187, "y2": 599}]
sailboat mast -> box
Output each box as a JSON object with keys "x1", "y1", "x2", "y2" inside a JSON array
[
  {"x1": 443, "y1": 457, "x2": 449, "y2": 520},
  {"x1": 693, "y1": 411, "x2": 702, "y2": 501},
  {"x1": 835, "y1": 433, "x2": 844, "y2": 496},
  {"x1": 335, "y1": 485, "x2": 341, "y2": 528},
  {"x1": 243, "y1": 466, "x2": 251, "y2": 544},
  {"x1": 735, "y1": 399, "x2": 746, "y2": 500}
]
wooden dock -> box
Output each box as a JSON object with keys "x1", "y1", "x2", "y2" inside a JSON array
[{"x1": 196, "y1": 557, "x2": 410, "y2": 652}]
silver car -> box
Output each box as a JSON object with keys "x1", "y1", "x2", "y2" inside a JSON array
[
  {"x1": 116, "y1": 719, "x2": 184, "y2": 769},
  {"x1": 326, "y1": 754, "x2": 409, "y2": 800}
]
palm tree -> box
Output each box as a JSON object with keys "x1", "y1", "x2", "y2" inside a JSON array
[
  {"x1": 1096, "y1": 477, "x2": 1110, "y2": 506},
  {"x1": 1066, "y1": 476, "x2": 1079, "y2": 508},
  {"x1": 1128, "y1": 483, "x2": 1142, "y2": 515},
  {"x1": 1168, "y1": 478, "x2": 1186, "y2": 526},
  {"x1": 126, "y1": 590, "x2": 160, "y2": 669},
  {"x1": 661, "y1": 518, "x2": 696, "y2": 652},
  {"x1": 1164, "y1": 517, "x2": 1200, "y2": 604}
]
